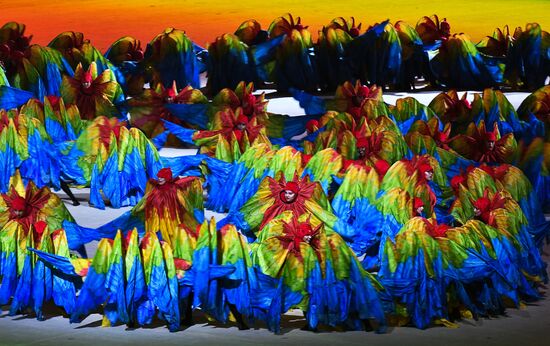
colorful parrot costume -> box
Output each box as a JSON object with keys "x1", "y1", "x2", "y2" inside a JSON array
[
  {"x1": 0, "y1": 108, "x2": 62, "y2": 191},
  {"x1": 328, "y1": 81, "x2": 387, "y2": 121},
  {"x1": 378, "y1": 155, "x2": 453, "y2": 227},
  {"x1": 29, "y1": 224, "x2": 240, "y2": 331},
  {"x1": 453, "y1": 164, "x2": 550, "y2": 246},
  {"x1": 252, "y1": 212, "x2": 387, "y2": 332},
  {"x1": 379, "y1": 217, "x2": 457, "y2": 328},
  {"x1": 141, "y1": 28, "x2": 203, "y2": 90},
  {"x1": 1, "y1": 22, "x2": 72, "y2": 98},
  {"x1": 0, "y1": 171, "x2": 83, "y2": 317},
  {"x1": 48, "y1": 30, "x2": 119, "y2": 76},
  {"x1": 417, "y1": 16, "x2": 504, "y2": 89},
  {"x1": 348, "y1": 20, "x2": 402, "y2": 88},
  {"x1": 502, "y1": 23, "x2": 550, "y2": 90},
  {"x1": 517, "y1": 85, "x2": 550, "y2": 207},
  {"x1": 224, "y1": 172, "x2": 356, "y2": 246},
  {"x1": 378, "y1": 214, "x2": 544, "y2": 329},
  {"x1": 19, "y1": 96, "x2": 84, "y2": 143},
  {"x1": 394, "y1": 20, "x2": 426, "y2": 90},
  {"x1": 60, "y1": 62, "x2": 126, "y2": 120},
  {"x1": 60, "y1": 116, "x2": 161, "y2": 209},
  {"x1": 68, "y1": 168, "x2": 204, "y2": 249},
  {"x1": 450, "y1": 186, "x2": 547, "y2": 294},
  {"x1": 205, "y1": 22, "x2": 283, "y2": 94},
  {"x1": 160, "y1": 106, "x2": 271, "y2": 163},
  {"x1": 104, "y1": 36, "x2": 146, "y2": 96},
  {"x1": 315, "y1": 17, "x2": 360, "y2": 91},
  {"x1": 449, "y1": 121, "x2": 517, "y2": 164},
  {"x1": 128, "y1": 82, "x2": 208, "y2": 143},
  {"x1": 265, "y1": 14, "x2": 318, "y2": 91},
  {"x1": 204, "y1": 143, "x2": 342, "y2": 216}
]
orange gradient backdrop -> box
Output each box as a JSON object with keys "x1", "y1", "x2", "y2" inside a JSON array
[{"x1": 1, "y1": 0, "x2": 549, "y2": 52}]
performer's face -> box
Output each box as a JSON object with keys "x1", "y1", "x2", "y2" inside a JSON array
[
  {"x1": 283, "y1": 190, "x2": 297, "y2": 203},
  {"x1": 473, "y1": 207, "x2": 481, "y2": 216},
  {"x1": 424, "y1": 170, "x2": 434, "y2": 181},
  {"x1": 82, "y1": 80, "x2": 91, "y2": 89},
  {"x1": 158, "y1": 177, "x2": 166, "y2": 185},
  {"x1": 487, "y1": 141, "x2": 495, "y2": 150},
  {"x1": 13, "y1": 208, "x2": 24, "y2": 218},
  {"x1": 416, "y1": 206, "x2": 424, "y2": 215},
  {"x1": 303, "y1": 235, "x2": 312, "y2": 243},
  {"x1": 357, "y1": 147, "x2": 366, "y2": 158},
  {"x1": 352, "y1": 95, "x2": 364, "y2": 107},
  {"x1": 236, "y1": 122, "x2": 247, "y2": 131},
  {"x1": 165, "y1": 96, "x2": 173, "y2": 103}
]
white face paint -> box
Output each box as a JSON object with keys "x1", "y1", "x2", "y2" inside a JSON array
[
  {"x1": 424, "y1": 170, "x2": 434, "y2": 181},
  {"x1": 158, "y1": 177, "x2": 166, "y2": 185},
  {"x1": 82, "y1": 81, "x2": 91, "y2": 89},
  {"x1": 303, "y1": 235, "x2": 312, "y2": 243},
  {"x1": 416, "y1": 206, "x2": 424, "y2": 215},
  {"x1": 358, "y1": 147, "x2": 366, "y2": 158},
  {"x1": 487, "y1": 141, "x2": 495, "y2": 150},
  {"x1": 165, "y1": 96, "x2": 174, "y2": 104},
  {"x1": 236, "y1": 123, "x2": 247, "y2": 131},
  {"x1": 283, "y1": 190, "x2": 297, "y2": 203},
  {"x1": 473, "y1": 207, "x2": 481, "y2": 217},
  {"x1": 14, "y1": 209, "x2": 24, "y2": 218}
]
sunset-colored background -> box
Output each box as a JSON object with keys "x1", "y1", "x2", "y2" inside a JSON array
[{"x1": 1, "y1": 0, "x2": 549, "y2": 52}]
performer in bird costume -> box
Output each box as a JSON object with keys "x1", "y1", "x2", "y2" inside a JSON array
[
  {"x1": 428, "y1": 90, "x2": 473, "y2": 135},
  {"x1": 0, "y1": 220, "x2": 79, "y2": 319},
  {"x1": 251, "y1": 211, "x2": 387, "y2": 333},
  {"x1": 48, "y1": 30, "x2": 117, "y2": 76},
  {"x1": 394, "y1": 20, "x2": 426, "y2": 90},
  {"x1": 128, "y1": 81, "x2": 208, "y2": 144},
  {"x1": 451, "y1": 186, "x2": 547, "y2": 292},
  {"x1": 449, "y1": 121, "x2": 517, "y2": 164},
  {"x1": 348, "y1": 20, "x2": 402, "y2": 88},
  {"x1": 1, "y1": 22, "x2": 72, "y2": 98},
  {"x1": 378, "y1": 155, "x2": 453, "y2": 225},
  {"x1": 60, "y1": 116, "x2": 161, "y2": 209},
  {"x1": 265, "y1": 14, "x2": 317, "y2": 92},
  {"x1": 416, "y1": 16, "x2": 503, "y2": 89},
  {"x1": 517, "y1": 85, "x2": 550, "y2": 207},
  {"x1": 330, "y1": 81, "x2": 386, "y2": 121},
  {"x1": 19, "y1": 96, "x2": 84, "y2": 143},
  {"x1": 0, "y1": 108, "x2": 62, "y2": 192},
  {"x1": 68, "y1": 167, "x2": 204, "y2": 249},
  {"x1": 0, "y1": 171, "x2": 81, "y2": 316},
  {"x1": 503, "y1": 23, "x2": 550, "y2": 90},
  {"x1": 316, "y1": 17, "x2": 360, "y2": 91},
  {"x1": 31, "y1": 221, "x2": 247, "y2": 331},
  {"x1": 205, "y1": 23, "x2": 283, "y2": 94},
  {"x1": 104, "y1": 36, "x2": 146, "y2": 96},
  {"x1": 161, "y1": 106, "x2": 270, "y2": 163},
  {"x1": 141, "y1": 28, "x2": 203, "y2": 90},
  {"x1": 60, "y1": 62, "x2": 126, "y2": 120},
  {"x1": 224, "y1": 171, "x2": 356, "y2": 247},
  {"x1": 476, "y1": 164, "x2": 550, "y2": 246},
  {"x1": 378, "y1": 217, "x2": 456, "y2": 329}
]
